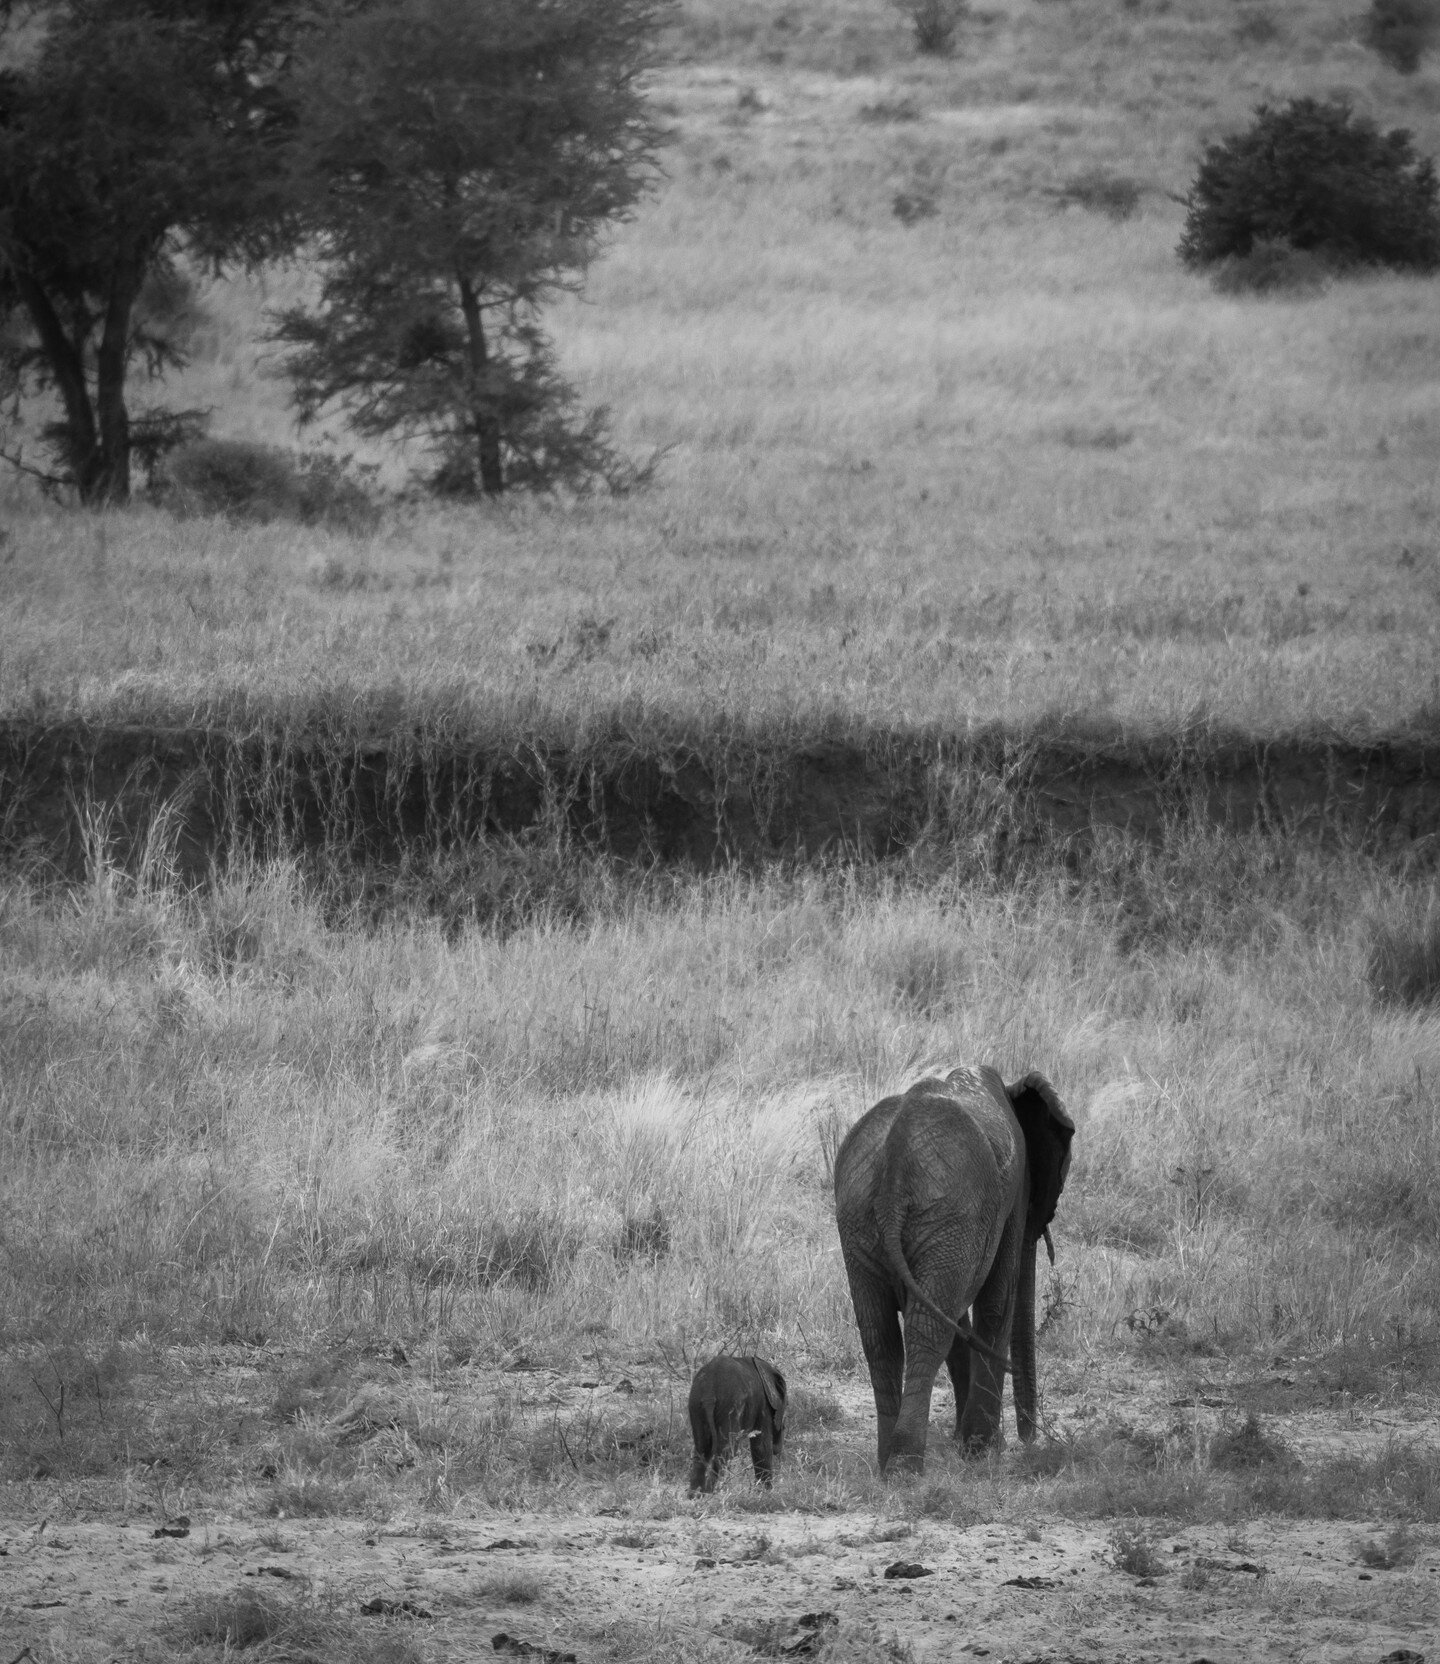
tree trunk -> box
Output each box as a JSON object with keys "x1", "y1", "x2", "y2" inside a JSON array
[
  {"x1": 91, "y1": 258, "x2": 145, "y2": 505},
  {"x1": 12, "y1": 258, "x2": 142, "y2": 505},
  {"x1": 11, "y1": 266, "x2": 102, "y2": 496},
  {"x1": 456, "y1": 274, "x2": 504, "y2": 495}
]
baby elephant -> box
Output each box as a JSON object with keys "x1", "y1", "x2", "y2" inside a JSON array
[{"x1": 687, "y1": 1354, "x2": 787, "y2": 1494}]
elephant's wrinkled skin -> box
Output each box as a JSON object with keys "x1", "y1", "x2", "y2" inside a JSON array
[
  {"x1": 687, "y1": 1354, "x2": 787, "y2": 1493},
  {"x1": 834, "y1": 1065, "x2": 1073, "y2": 1474}
]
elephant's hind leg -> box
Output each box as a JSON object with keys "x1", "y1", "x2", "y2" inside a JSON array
[
  {"x1": 889, "y1": 1285, "x2": 966, "y2": 1475},
  {"x1": 688, "y1": 1400, "x2": 719, "y2": 1493},
  {"x1": 944, "y1": 1330, "x2": 972, "y2": 1445},
  {"x1": 749, "y1": 1423, "x2": 775, "y2": 1488},
  {"x1": 959, "y1": 1219, "x2": 1022, "y2": 1454},
  {"x1": 851, "y1": 1287, "x2": 904, "y2": 1470}
]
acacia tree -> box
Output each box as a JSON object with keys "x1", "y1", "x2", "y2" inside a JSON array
[
  {"x1": 0, "y1": 0, "x2": 301, "y2": 503},
  {"x1": 275, "y1": 0, "x2": 668, "y2": 496}
]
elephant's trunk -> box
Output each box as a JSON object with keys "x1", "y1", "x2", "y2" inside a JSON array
[{"x1": 1013, "y1": 1233, "x2": 1039, "y2": 1442}]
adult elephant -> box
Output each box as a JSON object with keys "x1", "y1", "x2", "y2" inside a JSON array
[{"x1": 834, "y1": 1064, "x2": 1073, "y2": 1474}]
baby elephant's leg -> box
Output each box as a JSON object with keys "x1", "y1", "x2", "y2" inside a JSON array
[{"x1": 749, "y1": 1422, "x2": 775, "y2": 1488}]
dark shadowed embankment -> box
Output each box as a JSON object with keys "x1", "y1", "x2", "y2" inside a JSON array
[{"x1": 3, "y1": 719, "x2": 1438, "y2": 883}]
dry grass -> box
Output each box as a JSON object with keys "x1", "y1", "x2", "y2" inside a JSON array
[{"x1": 3, "y1": 819, "x2": 1438, "y2": 1486}]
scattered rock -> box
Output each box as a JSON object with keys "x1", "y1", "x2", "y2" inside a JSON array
[
  {"x1": 884, "y1": 1561, "x2": 932, "y2": 1579},
  {"x1": 491, "y1": 1636, "x2": 577, "y2": 1663},
  {"x1": 360, "y1": 1597, "x2": 432, "y2": 1619}
]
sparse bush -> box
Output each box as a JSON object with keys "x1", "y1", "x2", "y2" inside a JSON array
[
  {"x1": 892, "y1": 186, "x2": 940, "y2": 224},
  {"x1": 1363, "y1": 0, "x2": 1440, "y2": 73},
  {"x1": 1367, "y1": 899, "x2": 1440, "y2": 1007},
  {"x1": 1178, "y1": 98, "x2": 1440, "y2": 273},
  {"x1": 266, "y1": 1478, "x2": 358, "y2": 1516},
  {"x1": 157, "y1": 439, "x2": 379, "y2": 529},
  {"x1": 1209, "y1": 1412, "x2": 1293, "y2": 1471},
  {"x1": 1108, "y1": 1520, "x2": 1166, "y2": 1577},
  {"x1": 293, "y1": 450, "x2": 383, "y2": 532},
  {"x1": 1356, "y1": 1524, "x2": 1418, "y2": 1567},
  {"x1": 1210, "y1": 239, "x2": 1329, "y2": 295},
  {"x1": 178, "y1": 1591, "x2": 287, "y2": 1649},
  {"x1": 892, "y1": 0, "x2": 969, "y2": 55},
  {"x1": 859, "y1": 96, "x2": 924, "y2": 123},
  {"x1": 1054, "y1": 170, "x2": 1142, "y2": 220},
  {"x1": 1234, "y1": 10, "x2": 1280, "y2": 44},
  {"x1": 893, "y1": 155, "x2": 946, "y2": 224},
  {"x1": 158, "y1": 437, "x2": 298, "y2": 521},
  {"x1": 615, "y1": 1204, "x2": 671, "y2": 1263}
]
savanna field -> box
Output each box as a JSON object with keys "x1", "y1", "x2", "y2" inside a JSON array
[{"x1": 3, "y1": 1, "x2": 1440, "y2": 1660}]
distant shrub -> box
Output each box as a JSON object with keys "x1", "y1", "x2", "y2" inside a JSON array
[
  {"x1": 859, "y1": 95, "x2": 924, "y2": 123},
  {"x1": 1363, "y1": 0, "x2": 1439, "y2": 72},
  {"x1": 893, "y1": 156, "x2": 946, "y2": 224},
  {"x1": 1210, "y1": 239, "x2": 1330, "y2": 295},
  {"x1": 1234, "y1": 10, "x2": 1280, "y2": 44},
  {"x1": 893, "y1": 186, "x2": 940, "y2": 224},
  {"x1": 1178, "y1": 98, "x2": 1440, "y2": 274},
  {"x1": 1055, "y1": 169, "x2": 1142, "y2": 220},
  {"x1": 159, "y1": 439, "x2": 379, "y2": 530},
  {"x1": 893, "y1": 0, "x2": 968, "y2": 55},
  {"x1": 1209, "y1": 1412, "x2": 1294, "y2": 1471},
  {"x1": 1366, "y1": 901, "x2": 1440, "y2": 1007},
  {"x1": 160, "y1": 437, "x2": 297, "y2": 520}
]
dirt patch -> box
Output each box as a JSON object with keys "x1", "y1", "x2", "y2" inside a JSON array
[
  {"x1": 7, "y1": 1510, "x2": 1433, "y2": 1663},
  {"x1": 3, "y1": 720, "x2": 1438, "y2": 881},
  {"x1": 2, "y1": 1351, "x2": 1437, "y2": 1663}
]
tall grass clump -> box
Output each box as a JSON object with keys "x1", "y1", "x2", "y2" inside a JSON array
[
  {"x1": 893, "y1": 0, "x2": 968, "y2": 56},
  {"x1": 1366, "y1": 893, "x2": 1440, "y2": 1008}
]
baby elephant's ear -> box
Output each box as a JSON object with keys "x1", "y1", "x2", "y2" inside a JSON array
[{"x1": 754, "y1": 1358, "x2": 786, "y2": 1414}]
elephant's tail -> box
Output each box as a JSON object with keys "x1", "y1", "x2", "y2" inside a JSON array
[{"x1": 880, "y1": 1227, "x2": 1014, "y2": 1378}]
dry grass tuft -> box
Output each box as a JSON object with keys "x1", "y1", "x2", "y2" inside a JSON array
[
  {"x1": 1108, "y1": 1520, "x2": 1167, "y2": 1579},
  {"x1": 476, "y1": 1569, "x2": 547, "y2": 1605},
  {"x1": 1367, "y1": 898, "x2": 1440, "y2": 1009}
]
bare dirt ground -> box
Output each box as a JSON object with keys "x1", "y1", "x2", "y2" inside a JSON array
[{"x1": 3, "y1": 1349, "x2": 1437, "y2": 1664}]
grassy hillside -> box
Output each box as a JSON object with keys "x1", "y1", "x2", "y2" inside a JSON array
[{"x1": 3, "y1": 0, "x2": 1438, "y2": 745}]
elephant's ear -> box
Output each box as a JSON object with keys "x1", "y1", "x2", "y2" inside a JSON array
[
  {"x1": 754, "y1": 1359, "x2": 786, "y2": 1416},
  {"x1": 1007, "y1": 1071, "x2": 1074, "y2": 1239}
]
